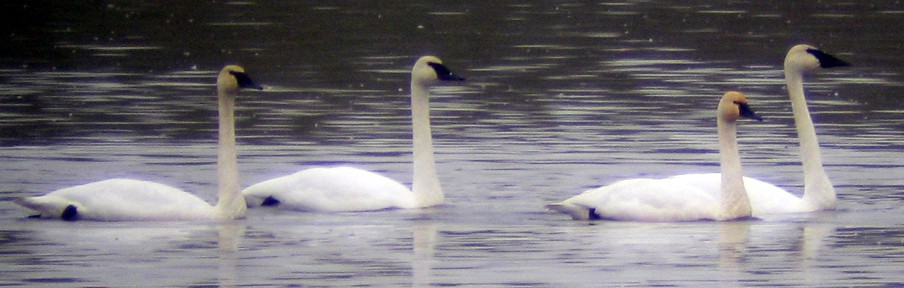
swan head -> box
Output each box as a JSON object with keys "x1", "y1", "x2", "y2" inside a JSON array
[
  {"x1": 784, "y1": 44, "x2": 850, "y2": 74},
  {"x1": 719, "y1": 91, "x2": 762, "y2": 123},
  {"x1": 217, "y1": 65, "x2": 264, "y2": 96},
  {"x1": 411, "y1": 56, "x2": 465, "y2": 87}
]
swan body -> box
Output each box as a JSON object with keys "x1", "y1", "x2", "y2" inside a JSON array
[
  {"x1": 547, "y1": 45, "x2": 848, "y2": 220},
  {"x1": 546, "y1": 92, "x2": 762, "y2": 222},
  {"x1": 666, "y1": 174, "x2": 812, "y2": 215},
  {"x1": 14, "y1": 65, "x2": 262, "y2": 221},
  {"x1": 243, "y1": 167, "x2": 416, "y2": 211},
  {"x1": 16, "y1": 179, "x2": 218, "y2": 221},
  {"x1": 242, "y1": 56, "x2": 464, "y2": 212},
  {"x1": 769, "y1": 44, "x2": 847, "y2": 212},
  {"x1": 669, "y1": 45, "x2": 850, "y2": 216}
]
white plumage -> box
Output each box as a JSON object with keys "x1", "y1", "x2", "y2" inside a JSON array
[
  {"x1": 675, "y1": 44, "x2": 848, "y2": 216},
  {"x1": 242, "y1": 56, "x2": 464, "y2": 212},
  {"x1": 243, "y1": 167, "x2": 416, "y2": 211},
  {"x1": 546, "y1": 44, "x2": 847, "y2": 221},
  {"x1": 17, "y1": 179, "x2": 217, "y2": 221},
  {"x1": 547, "y1": 91, "x2": 761, "y2": 221},
  {"x1": 14, "y1": 65, "x2": 261, "y2": 221}
]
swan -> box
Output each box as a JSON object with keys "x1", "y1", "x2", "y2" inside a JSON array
[
  {"x1": 762, "y1": 44, "x2": 847, "y2": 212},
  {"x1": 666, "y1": 44, "x2": 848, "y2": 216},
  {"x1": 13, "y1": 65, "x2": 262, "y2": 221},
  {"x1": 545, "y1": 91, "x2": 763, "y2": 221},
  {"x1": 241, "y1": 56, "x2": 464, "y2": 212}
]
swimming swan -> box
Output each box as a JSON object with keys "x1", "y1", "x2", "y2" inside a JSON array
[
  {"x1": 545, "y1": 91, "x2": 762, "y2": 221},
  {"x1": 761, "y1": 44, "x2": 847, "y2": 212},
  {"x1": 669, "y1": 45, "x2": 848, "y2": 216},
  {"x1": 13, "y1": 65, "x2": 262, "y2": 221},
  {"x1": 241, "y1": 56, "x2": 464, "y2": 212}
]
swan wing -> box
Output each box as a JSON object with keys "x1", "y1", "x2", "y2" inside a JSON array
[
  {"x1": 15, "y1": 178, "x2": 215, "y2": 221},
  {"x1": 667, "y1": 173, "x2": 805, "y2": 216},
  {"x1": 741, "y1": 177, "x2": 805, "y2": 215},
  {"x1": 242, "y1": 166, "x2": 414, "y2": 212},
  {"x1": 562, "y1": 178, "x2": 721, "y2": 222}
]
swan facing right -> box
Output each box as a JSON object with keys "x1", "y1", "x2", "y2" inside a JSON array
[
  {"x1": 683, "y1": 44, "x2": 850, "y2": 216},
  {"x1": 241, "y1": 56, "x2": 465, "y2": 212},
  {"x1": 767, "y1": 44, "x2": 848, "y2": 213},
  {"x1": 546, "y1": 44, "x2": 849, "y2": 221},
  {"x1": 546, "y1": 91, "x2": 763, "y2": 222},
  {"x1": 14, "y1": 65, "x2": 262, "y2": 221}
]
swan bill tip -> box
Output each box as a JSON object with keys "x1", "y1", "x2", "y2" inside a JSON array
[
  {"x1": 805, "y1": 48, "x2": 850, "y2": 68},
  {"x1": 735, "y1": 101, "x2": 763, "y2": 121},
  {"x1": 228, "y1": 70, "x2": 264, "y2": 90},
  {"x1": 426, "y1": 62, "x2": 465, "y2": 82}
]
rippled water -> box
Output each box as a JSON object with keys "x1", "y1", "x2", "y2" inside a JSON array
[{"x1": 1, "y1": 1, "x2": 903, "y2": 287}]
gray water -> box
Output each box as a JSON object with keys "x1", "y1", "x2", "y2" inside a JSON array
[{"x1": 1, "y1": 1, "x2": 903, "y2": 287}]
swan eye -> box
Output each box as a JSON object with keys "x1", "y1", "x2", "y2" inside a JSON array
[{"x1": 427, "y1": 62, "x2": 465, "y2": 81}]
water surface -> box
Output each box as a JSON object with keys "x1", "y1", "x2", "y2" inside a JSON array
[{"x1": 1, "y1": 1, "x2": 903, "y2": 287}]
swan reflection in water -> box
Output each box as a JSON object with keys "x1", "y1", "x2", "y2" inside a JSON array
[{"x1": 217, "y1": 221, "x2": 246, "y2": 288}]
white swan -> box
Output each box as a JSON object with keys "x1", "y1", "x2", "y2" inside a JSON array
[
  {"x1": 665, "y1": 44, "x2": 848, "y2": 216},
  {"x1": 545, "y1": 91, "x2": 762, "y2": 221},
  {"x1": 241, "y1": 56, "x2": 464, "y2": 212},
  {"x1": 13, "y1": 65, "x2": 262, "y2": 221},
  {"x1": 766, "y1": 44, "x2": 847, "y2": 212}
]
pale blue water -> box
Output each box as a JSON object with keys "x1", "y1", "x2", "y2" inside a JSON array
[{"x1": 1, "y1": 1, "x2": 903, "y2": 287}]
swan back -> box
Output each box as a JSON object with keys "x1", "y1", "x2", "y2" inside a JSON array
[
  {"x1": 243, "y1": 167, "x2": 415, "y2": 211},
  {"x1": 14, "y1": 179, "x2": 216, "y2": 221}
]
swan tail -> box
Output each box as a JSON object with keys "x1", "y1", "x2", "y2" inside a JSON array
[
  {"x1": 545, "y1": 202, "x2": 594, "y2": 220},
  {"x1": 13, "y1": 196, "x2": 79, "y2": 220}
]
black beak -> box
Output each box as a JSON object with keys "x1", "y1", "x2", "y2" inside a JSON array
[
  {"x1": 230, "y1": 71, "x2": 264, "y2": 90},
  {"x1": 736, "y1": 101, "x2": 763, "y2": 121},
  {"x1": 806, "y1": 48, "x2": 850, "y2": 68},
  {"x1": 427, "y1": 62, "x2": 465, "y2": 81}
]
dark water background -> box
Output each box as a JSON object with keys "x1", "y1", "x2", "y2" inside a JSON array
[{"x1": 1, "y1": 1, "x2": 903, "y2": 287}]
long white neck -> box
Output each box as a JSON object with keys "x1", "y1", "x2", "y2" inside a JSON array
[
  {"x1": 214, "y1": 89, "x2": 247, "y2": 219},
  {"x1": 410, "y1": 83, "x2": 444, "y2": 207},
  {"x1": 717, "y1": 116, "x2": 752, "y2": 220},
  {"x1": 784, "y1": 70, "x2": 837, "y2": 210}
]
